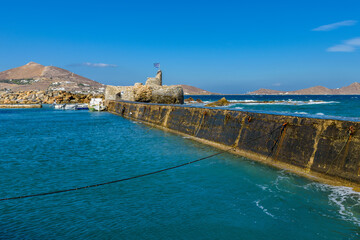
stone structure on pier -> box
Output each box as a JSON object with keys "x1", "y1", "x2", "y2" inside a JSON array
[{"x1": 105, "y1": 70, "x2": 184, "y2": 104}]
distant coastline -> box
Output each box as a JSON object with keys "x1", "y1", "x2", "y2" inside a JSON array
[{"x1": 246, "y1": 82, "x2": 360, "y2": 95}]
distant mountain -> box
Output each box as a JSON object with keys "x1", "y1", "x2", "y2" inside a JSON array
[
  {"x1": 248, "y1": 88, "x2": 286, "y2": 95},
  {"x1": 247, "y1": 82, "x2": 360, "y2": 95},
  {"x1": 0, "y1": 62, "x2": 104, "y2": 93},
  {"x1": 180, "y1": 84, "x2": 219, "y2": 95}
]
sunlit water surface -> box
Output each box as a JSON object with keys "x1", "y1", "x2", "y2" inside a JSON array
[
  {"x1": 0, "y1": 104, "x2": 359, "y2": 239},
  {"x1": 187, "y1": 95, "x2": 360, "y2": 121}
]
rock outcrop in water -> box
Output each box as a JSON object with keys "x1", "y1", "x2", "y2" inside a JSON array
[
  {"x1": 205, "y1": 97, "x2": 230, "y2": 107},
  {"x1": 105, "y1": 70, "x2": 184, "y2": 104}
]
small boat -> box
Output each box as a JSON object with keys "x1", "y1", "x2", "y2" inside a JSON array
[
  {"x1": 89, "y1": 98, "x2": 106, "y2": 111},
  {"x1": 75, "y1": 103, "x2": 89, "y2": 110},
  {"x1": 64, "y1": 104, "x2": 77, "y2": 110},
  {"x1": 54, "y1": 104, "x2": 66, "y2": 110}
]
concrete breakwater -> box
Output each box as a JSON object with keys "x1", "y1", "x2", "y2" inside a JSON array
[
  {"x1": 0, "y1": 104, "x2": 42, "y2": 108},
  {"x1": 107, "y1": 100, "x2": 360, "y2": 189}
]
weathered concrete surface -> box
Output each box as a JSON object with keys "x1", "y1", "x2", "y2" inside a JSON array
[
  {"x1": 0, "y1": 104, "x2": 42, "y2": 108},
  {"x1": 107, "y1": 100, "x2": 360, "y2": 189}
]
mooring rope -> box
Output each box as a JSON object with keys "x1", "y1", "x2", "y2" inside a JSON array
[{"x1": 0, "y1": 124, "x2": 285, "y2": 201}]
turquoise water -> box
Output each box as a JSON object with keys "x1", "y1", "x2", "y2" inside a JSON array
[
  {"x1": 1, "y1": 105, "x2": 360, "y2": 239},
  {"x1": 187, "y1": 95, "x2": 360, "y2": 121}
]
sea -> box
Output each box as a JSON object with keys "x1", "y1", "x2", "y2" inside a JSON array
[{"x1": 0, "y1": 95, "x2": 359, "y2": 240}]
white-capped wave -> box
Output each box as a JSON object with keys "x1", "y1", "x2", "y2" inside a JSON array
[
  {"x1": 305, "y1": 183, "x2": 360, "y2": 226},
  {"x1": 316, "y1": 113, "x2": 325, "y2": 116},
  {"x1": 224, "y1": 100, "x2": 339, "y2": 105},
  {"x1": 254, "y1": 200, "x2": 277, "y2": 219},
  {"x1": 256, "y1": 184, "x2": 273, "y2": 192}
]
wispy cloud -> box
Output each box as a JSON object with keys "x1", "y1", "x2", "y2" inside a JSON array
[
  {"x1": 327, "y1": 37, "x2": 360, "y2": 52},
  {"x1": 327, "y1": 44, "x2": 355, "y2": 52},
  {"x1": 272, "y1": 83, "x2": 281, "y2": 87},
  {"x1": 345, "y1": 37, "x2": 360, "y2": 46},
  {"x1": 312, "y1": 20, "x2": 357, "y2": 31},
  {"x1": 68, "y1": 62, "x2": 117, "y2": 68}
]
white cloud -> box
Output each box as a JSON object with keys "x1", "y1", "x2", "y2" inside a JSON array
[
  {"x1": 327, "y1": 44, "x2": 355, "y2": 52},
  {"x1": 68, "y1": 62, "x2": 117, "y2": 68},
  {"x1": 272, "y1": 83, "x2": 281, "y2": 86},
  {"x1": 327, "y1": 37, "x2": 360, "y2": 52},
  {"x1": 82, "y1": 62, "x2": 117, "y2": 67},
  {"x1": 345, "y1": 37, "x2": 360, "y2": 46},
  {"x1": 312, "y1": 20, "x2": 357, "y2": 31}
]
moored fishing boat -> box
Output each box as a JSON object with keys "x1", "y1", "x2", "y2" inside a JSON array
[
  {"x1": 64, "y1": 104, "x2": 77, "y2": 110},
  {"x1": 88, "y1": 98, "x2": 106, "y2": 111},
  {"x1": 54, "y1": 104, "x2": 66, "y2": 110},
  {"x1": 75, "y1": 103, "x2": 89, "y2": 110},
  {"x1": 53, "y1": 103, "x2": 89, "y2": 110}
]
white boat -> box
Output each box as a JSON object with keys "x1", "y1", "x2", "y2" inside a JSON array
[
  {"x1": 76, "y1": 103, "x2": 89, "y2": 110},
  {"x1": 54, "y1": 104, "x2": 66, "y2": 109},
  {"x1": 64, "y1": 104, "x2": 77, "y2": 110},
  {"x1": 88, "y1": 98, "x2": 106, "y2": 111}
]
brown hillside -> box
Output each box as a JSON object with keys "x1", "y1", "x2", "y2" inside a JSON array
[
  {"x1": 0, "y1": 62, "x2": 45, "y2": 79},
  {"x1": 289, "y1": 86, "x2": 335, "y2": 95},
  {"x1": 247, "y1": 88, "x2": 286, "y2": 95},
  {"x1": 0, "y1": 62, "x2": 104, "y2": 93},
  {"x1": 337, "y1": 82, "x2": 360, "y2": 94},
  {"x1": 180, "y1": 84, "x2": 218, "y2": 95}
]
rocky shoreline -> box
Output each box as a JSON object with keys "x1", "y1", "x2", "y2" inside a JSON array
[{"x1": 0, "y1": 90, "x2": 104, "y2": 104}]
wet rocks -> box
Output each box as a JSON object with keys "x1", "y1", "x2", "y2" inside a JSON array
[
  {"x1": 184, "y1": 97, "x2": 195, "y2": 103},
  {"x1": 205, "y1": 97, "x2": 230, "y2": 107}
]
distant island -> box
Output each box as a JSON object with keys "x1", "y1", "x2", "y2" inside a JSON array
[
  {"x1": 180, "y1": 85, "x2": 218, "y2": 95},
  {"x1": 247, "y1": 83, "x2": 360, "y2": 95}
]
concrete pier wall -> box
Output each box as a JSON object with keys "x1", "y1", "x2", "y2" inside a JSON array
[{"x1": 107, "y1": 100, "x2": 360, "y2": 188}]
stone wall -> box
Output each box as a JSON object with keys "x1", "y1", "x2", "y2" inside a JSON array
[
  {"x1": 105, "y1": 70, "x2": 184, "y2": 104},
  {"x1": 107, "y1": 100, "x2": 360, "y2": 189}
]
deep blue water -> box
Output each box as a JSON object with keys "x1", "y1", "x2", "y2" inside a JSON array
[
  {"x1": 0, "y1": 103, "x2": 360, "y2": 239},
  {"x1": 187, "y1": 95, "x2": 360, "y2": 121}
]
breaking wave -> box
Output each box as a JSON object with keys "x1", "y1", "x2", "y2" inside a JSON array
[
  {"x1": 227, "y1": 99, "x2": 339, "y2": 105},
  {"x1": 304, "y1": 183, "x2": 360, "y2": 227}
]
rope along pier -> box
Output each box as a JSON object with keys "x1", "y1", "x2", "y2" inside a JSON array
[{"x1": 0, "y1": 124, "x2": 285, "y2": 202}]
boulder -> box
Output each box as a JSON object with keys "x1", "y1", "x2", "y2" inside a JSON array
[
  {"x1": 184, "y1": 97, "x2": 194, "y2": 103},
  {"x1": 205, "y1": 97, "x2": 230, "y2": 107}
]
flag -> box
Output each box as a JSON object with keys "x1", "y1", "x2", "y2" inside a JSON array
[{"x1": 153, "y1": 63, "x2": 160, "y2": 68}]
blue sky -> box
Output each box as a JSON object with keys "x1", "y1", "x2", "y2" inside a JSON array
[{"x1": 0, "y1": 0, "x2": 359, "y2": 93}]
